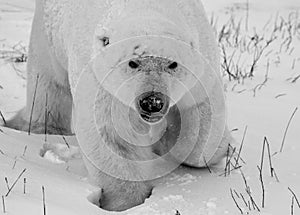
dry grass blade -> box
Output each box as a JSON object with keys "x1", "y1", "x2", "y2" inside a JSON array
[
  {"x1": 288, "y1": 187, "x2": 300, "y2": 208},
  {"x1": 291, "y1": 75, "x2": 300, "y2": 83},
  {"x1": 42, "y1": 186, "x2": 46, "y2": 215},
  {"x1": 225, "y1": 144, "x2": 236, "y2": 175},
  {"x1": 240, "y1": 169, "x2": 249, "y2": 190},
  {"x1": 235, "y1": 126, "x2": 248, "y2": 168},
  {"x1": 246, "y1": 188, "x2": 260, "y2": 212},
  {"x1": 4, "y1": 177, "x2": 10, "y2": 191},
  {"x1": 230, "y1": 188, "x2": 244, "y2": 214},
  {"x1": 48, "y1": 111, "x2": 70, "y2": 148},
  {"x1": 0, "y1": 41, "x2": 28, "y2": 63},
  {"x1": 28, "y1": 74, "x2": 40, "y2": 135},
  {"x1": 240, "y1": 193, "x2": 248, "y2": 207},
  {"x1": 224, "y1": 145, "x2": 237, "y2": 176},
  {"x1": 257, "y1": 166, "x2": 265, "y2": 208},
  {"x1": 22, "y1": 145, "x2": 27, "y2": 157},
  {"x1": 23, "y1": 178, "x2": 26, "y2": 194},
  {"x1": 239, "y1": 169, "x2": 261, "y2": 212},
  {"x1": 275, "y1": 94, "x2": 287, "y2": 99},
  {"x1": 5, "y1": 168, "x2": 27, "y2": 197},
  {"x1": 291, "y1": 196, "x2": 295, "y2": 215},
  {"x1": 280, "y1": 107, "x2": 298, "y2": 152},
  {"x1": 219, "y1": 165, "x2": 242, "y2": 177},
  {"x1": 273, "y1": 169, "x2": 280, "y2": 182},
  {"x1": 260, "y1": 138, "x2": 266, "y2": 173},
  {"x1": 264, "y1": 138, "x2": 274, "y2": 177},
  {"x1": 234, "y1": 189, "x2": 241, "y2": 198},
  {"x1": 12, "y1": 159, "x2": 17, "y2": 169},
  {"x1": 0, "y1": 110, "x2": 6, "y2": 125},
  {"x1": 203, "y1": 157, "x2": 212, "y2": 173},
  {"x1": 44, "y1": 92, "x2": 48, "y2": 143},
  {"x1": 1, "y1": 196, "x2": 5, "y2": 213}
]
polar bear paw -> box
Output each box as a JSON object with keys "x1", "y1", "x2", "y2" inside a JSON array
[{"x1": 5, "y1": 109, "x2": 72, "y2": 135}]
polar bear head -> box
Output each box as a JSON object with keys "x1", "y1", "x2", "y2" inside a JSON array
[
  {"x1": 89, "y1": 3, "x2": 213, "y2": 125},
  {"x1": 90, "y1": 35, "x2": 214, "y2": 126},
  {"x1": 92, "y1": 53, "x2": 204, "y2": 123}
]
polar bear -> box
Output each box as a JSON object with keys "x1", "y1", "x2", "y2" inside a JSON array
[{"x1": 5, "y1": 0, "x2": 233, "y2": 211}]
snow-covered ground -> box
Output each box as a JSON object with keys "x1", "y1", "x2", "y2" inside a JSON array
[{"x1": 0, "y1": 0, "x2": 300, "y2": 214}]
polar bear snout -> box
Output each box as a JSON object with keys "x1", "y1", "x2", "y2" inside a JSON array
[{"x1": 136, "y1": 91, "x2": 170, "y2": 123}]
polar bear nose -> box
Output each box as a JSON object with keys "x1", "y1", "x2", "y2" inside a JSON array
[{"x1": 136, "y1": 92, "x2": 169, "y2": 123}]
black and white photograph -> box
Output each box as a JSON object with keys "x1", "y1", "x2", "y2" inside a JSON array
[{"x1": 0, "y1": 0, "x2": 299, "y2": 214}]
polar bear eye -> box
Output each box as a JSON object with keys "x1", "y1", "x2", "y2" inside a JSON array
[
  {"x1": 128, "y1": 60, "x2": 140, "y2": 69},
  {"x1": 168, "y1": 62, "x2": 178, "y2": 69},
  {"x1": 99, "y1": 36, "x2": 110, "y2": 47}
]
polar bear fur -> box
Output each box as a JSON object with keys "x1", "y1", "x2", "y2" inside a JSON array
[{"x1": 5, "y1": 0, "x2": 234, "y2": 211}]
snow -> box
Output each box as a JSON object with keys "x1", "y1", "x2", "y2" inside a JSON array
[{"x1": 1, "y1": 0, "x2": 300, "y2": 214}]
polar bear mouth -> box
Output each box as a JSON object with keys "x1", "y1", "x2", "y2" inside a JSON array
[{"x1": 136, "y1": 91, "x2": 170, "y2": 123}]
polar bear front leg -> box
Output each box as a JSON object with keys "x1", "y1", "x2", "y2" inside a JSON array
[
  {"x1": 99, "y1": 177, "x2": 152, "y2": 211},
  {"x1": 6, "y1": 3, "x2": 73, "y2": 135},
  {"x1": 82, "y1": 152, "x2": 153, "y2": 211},
  {"x1": 181, "y1": 99, "x2": 233, "y2": 167}
]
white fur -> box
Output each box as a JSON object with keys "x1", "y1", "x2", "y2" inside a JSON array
[{"x1": 7, "y1": 0, "x2": 234, "y2": 211}]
